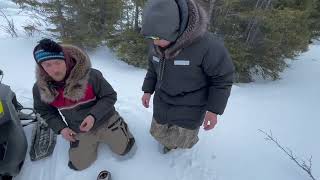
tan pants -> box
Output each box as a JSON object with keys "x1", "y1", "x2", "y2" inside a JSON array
[
  {"x1": 150, "y1": 118, "x2": 199, "y2": 149},
  {"x1": 68, "y1": 112, "x2": 135, "y2": 171}
]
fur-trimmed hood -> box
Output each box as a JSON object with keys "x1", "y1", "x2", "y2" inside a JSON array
[
  {"x1": 35, "y1": 45, "x2": 91, "y2": 104},
  {"x1": 154, "y1": 0, "x2": 209, "y2": 59}
]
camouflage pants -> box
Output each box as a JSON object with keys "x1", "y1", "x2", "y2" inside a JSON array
[
  {"x1": 150, "y1": 118, "x2": 199, "y2": 149},
  {"x1": 68, "y1": 112, "x2": 135, "y2": 171}
]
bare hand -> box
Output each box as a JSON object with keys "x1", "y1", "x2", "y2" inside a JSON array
[
  {"x1": 203, "y1": 111, "x2": 218, "y2": 131},
  {"x1": 80, "y1": 115, "x2": 95, "y2": 132},
  {"x1": 141, "y1": 93, "x2": 151, "y2": 108},
  {"x1": 61, "y1": 128, "x2": 77, "y2": 142}
]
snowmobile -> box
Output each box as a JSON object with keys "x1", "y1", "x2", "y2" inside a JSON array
[{"x1": 0, "y1": 70, "x2": 56, "y2": 180}]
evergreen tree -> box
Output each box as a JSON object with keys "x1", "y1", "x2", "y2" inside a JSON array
[
  {"x1": 209, "y1": 0, "x2": 314, "y2": 82},
  {"x1": 14, "y1": 0, "x2": 320, "y2": 82}
]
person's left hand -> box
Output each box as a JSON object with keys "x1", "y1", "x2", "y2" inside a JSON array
[
  {"x1": 80, "y1": 115, "x2": 95, "y2": 132},
  {"x1": 203, "y1": 111, "x2": 218, "y2": 131}
]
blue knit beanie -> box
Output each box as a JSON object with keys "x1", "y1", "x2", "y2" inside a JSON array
[{"x1": 33, "y1": 39, "x2": 65, "y2": 64}]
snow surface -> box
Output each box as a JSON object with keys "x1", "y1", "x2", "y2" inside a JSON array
[
  {"x1": 0, "y1": 1, "x2": 319, "y2": 180},
  {"x1": 0, "y1": 0, "x2": 52, "y2": 38}
]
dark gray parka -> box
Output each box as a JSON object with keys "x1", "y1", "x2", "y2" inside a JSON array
[{"x1": 142, "y1": 0, "x2": 235, "y2": 129}]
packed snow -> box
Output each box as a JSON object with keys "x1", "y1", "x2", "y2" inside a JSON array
[{"x1": 1, "y1": 1, "x2": 319, "y2": 180}]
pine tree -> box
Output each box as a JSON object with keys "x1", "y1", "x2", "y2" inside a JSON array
[
  {"x1": 14, "y1": 0, "x2": 320, "y2": 82},
  {"x1": 209, "y1": 0, "x2": 314, "y2": 82}
]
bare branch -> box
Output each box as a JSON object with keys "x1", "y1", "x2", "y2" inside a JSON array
[
  {"x1": 0, "y1": 9, "x2": 18, "y2": 37},
  {"x1": 258, "y1": 129, "x2": 317, "y2": 180}
]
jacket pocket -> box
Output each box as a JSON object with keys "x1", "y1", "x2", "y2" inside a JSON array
[{"x1": 162, "y1": 63, "x2": 207, "y2": 96}]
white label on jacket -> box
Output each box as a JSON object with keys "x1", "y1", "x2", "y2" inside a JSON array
[
  {"x1": 174, "y1": 60, "x2": 190, "y2": 66},
  {"x1": 152, "y1": 56, "x2": 160, "y2": 62}
]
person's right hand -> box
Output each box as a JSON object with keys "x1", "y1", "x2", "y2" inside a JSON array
[
  {"x1": 61, "y1": 128, "x2": 77, "y2": 142},
  {"x1": 141, "y1": 93, "x2": 151, "y2": 108}
]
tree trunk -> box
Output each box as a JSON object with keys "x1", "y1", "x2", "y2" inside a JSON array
[
  {"x1": 134, "y1": 0, "x2": 140, "y2": 32},
  {"x1": 54, "y1": 0, "x2": 66, "y2": 39}
]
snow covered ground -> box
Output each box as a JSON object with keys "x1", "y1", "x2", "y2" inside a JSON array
[
  {"x1": 1, "y1": 1, "x2": 319, "y2": 180},
  {"x1": 0, "y1": 1, "x2": 51, "y2": 38}
]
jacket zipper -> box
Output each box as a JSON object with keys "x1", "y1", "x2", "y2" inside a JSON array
[{"x1": 158, "y1": 57, "x2": 166, "y2": 89}]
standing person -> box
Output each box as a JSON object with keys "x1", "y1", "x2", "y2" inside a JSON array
[
  {"x1": 32, "y1": 39, "x2": 135, "y2": 172},
  {"x1": 141, "y1": 0, "x2": 235, "y2": 153}
]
